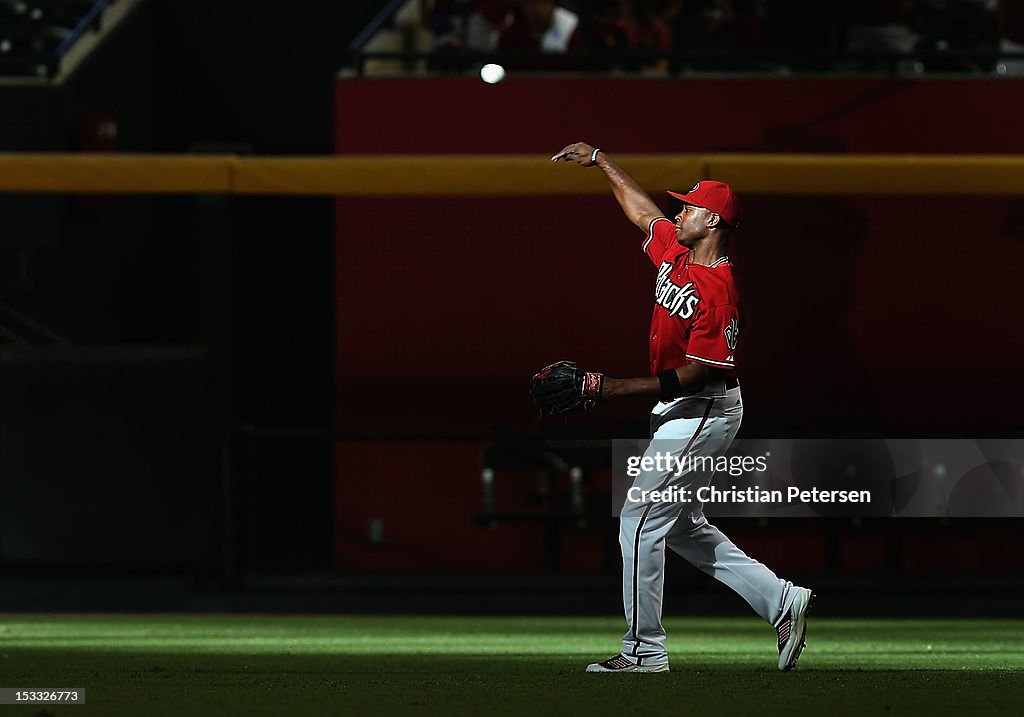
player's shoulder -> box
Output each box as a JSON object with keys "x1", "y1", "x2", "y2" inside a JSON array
[
  {"x1": 647, "y1": 216, "x2": 678, "y2": 240},
  {"x1": 645, "y1": 216, "x2": 686, "y2": 260},
  {"x1": 646, "y1": 216, "x2": 674, "y2": 239}
]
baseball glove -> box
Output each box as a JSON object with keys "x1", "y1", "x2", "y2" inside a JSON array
[{"x1": 529, "y1": 360, "x2": 604, "y2": 416}]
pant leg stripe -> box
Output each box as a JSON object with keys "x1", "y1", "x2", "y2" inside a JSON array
[{"x1": 629, "y1": 398, "x2": 717, "y2": 654}]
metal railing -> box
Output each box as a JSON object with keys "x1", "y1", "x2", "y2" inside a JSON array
[
  {"x1": 0, "y1": 0, "x2": 115, "y2": 78},
  {"x1": 349, "y1": 0, "x2": 407, "y2": 54},
  {"x1": 54, "y1": 0, "x2": 113, "y2": 57},
  {"x1": 348, "y1": 47, "x2": 1024, "y2": 78}
]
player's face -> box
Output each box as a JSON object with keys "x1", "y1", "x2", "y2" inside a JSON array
[{"x1": 674, "y1": 204, "x2": 709, "y2": 245}]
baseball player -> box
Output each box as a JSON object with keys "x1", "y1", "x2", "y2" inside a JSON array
[{"x1": 532, "y1": 142, "x2": 813, "y2": 673}]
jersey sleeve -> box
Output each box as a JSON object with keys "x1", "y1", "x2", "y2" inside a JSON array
[
  {"x1": 685, "y1": 304, "x2": 740, "y2": 370},
  {"x1": 641, "y1": 217, "x2": 676, "y2": 265}
]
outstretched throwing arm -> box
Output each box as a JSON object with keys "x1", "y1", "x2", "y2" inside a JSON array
[{"x1": 551, "y1": 142, "x2": 664, "y2": 231}]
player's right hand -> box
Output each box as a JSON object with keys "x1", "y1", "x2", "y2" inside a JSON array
[{"x1": 551, "y1": 142, "x2": 598, "y2": 167}]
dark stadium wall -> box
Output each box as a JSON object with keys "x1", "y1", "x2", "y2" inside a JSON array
[
  {"x1": 0, "y1": 2, "x2": 215, "y2": 568},
  {"x1": 148, "y1": 0, "x2": 384, "y2": 569},
  {"x1": 0, "y1": 1, "x2": 385, "y2": 571},
  {"x1": 0, "y1": 0, "x2": 158, "y2": 323},
  {"x1": 332, "y1": 76, "x2": 1024, "y2": 573},
  {"x1": 154, "y1": 0, "x2": 383, "y2": 154},
  {"x1": 335, "y1": 76, "x2": 1024, "y2": 155}
]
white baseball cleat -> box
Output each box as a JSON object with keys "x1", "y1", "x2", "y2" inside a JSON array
[
  {"x1": 585, "y1": 654, "x2": 669, "y2": 673},
  {"x1": 777, "y1": 587, "x2": 814, "y2": 672}
]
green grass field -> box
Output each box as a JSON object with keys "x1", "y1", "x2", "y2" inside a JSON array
[{"x1": 1, "y1": 614, "x2": 1022, "y2": 716}]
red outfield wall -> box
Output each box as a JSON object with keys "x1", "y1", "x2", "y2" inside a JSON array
[{"x1": 333, "y1": 77, "x2": 1024, "y2": 573}]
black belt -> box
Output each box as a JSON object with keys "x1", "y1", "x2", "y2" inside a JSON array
[{"x1": 725, "y1": 377, "x2": 739, "y2": 389}]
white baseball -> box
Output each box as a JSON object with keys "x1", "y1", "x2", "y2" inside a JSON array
[{"x1": 480, "y1": 63, "x2": 506, "y2": 84}]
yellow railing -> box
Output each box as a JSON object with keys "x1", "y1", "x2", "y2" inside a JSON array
[{"x1": 1, "y1": 153, "x2": 1021, "y2": 195}]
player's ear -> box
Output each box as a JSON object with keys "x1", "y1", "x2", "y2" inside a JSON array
[{"x1": 706, "y1": 212, "x2": 721, "y2": 229}]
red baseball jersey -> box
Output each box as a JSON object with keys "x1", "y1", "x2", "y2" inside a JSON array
[{"x1": 642, "y1": 217, "x2": 740, "y2": 375}]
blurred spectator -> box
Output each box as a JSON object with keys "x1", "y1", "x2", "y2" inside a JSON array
[
  {"x1": 838, "y1": 0, "x2": 920, "y2": 56},
  {"x1": 595, "y1": 0, "x2": 673, "y2": 73},
  {"x1": 707, "y1": 0, "x2": 766, "y2": 51},
  {"x1": 423, "y1": 0, "x2": 513, "y2": 71},
  {"x1": 422, "y1": 0, "x2": 471, "y2": 72},
  {"x1": 995, "y1": 0, "x2": 1024, "y2": 74},
  {"x1": 699, "y1": 0, "x2": 768, "y2": 69},
  {"x1": 499, "y1": 0, "x2": 585, "y2": 57},
  {"x1": 998, "y1": 34, "x2": 1024, "y2": 73},
  {"x1": 422, "y1": 0, "x2": 468, "y2": 51},
  {"x1": 415, "y1": 0, "x2": 1015, "y2": 75},
  {"x1": 913, "y1": 0, "x2": 1000, "y2": 72},
  {"x1": 664, "y1": 0, "x2": 715, "y2": 72},
  {"x1": 664, "y1": 0, "x2": 769, "y2": 71},
  {"x1": 466, "y1": 0, "x2": 514, "y2": 51},
  {"x1": 762, "y1": 0, "x2": 836, "y2": 71}
]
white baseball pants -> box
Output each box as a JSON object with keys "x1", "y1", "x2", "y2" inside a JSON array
[{"x1": 619, "y1": 386, "x2": 796, "y2": 663}]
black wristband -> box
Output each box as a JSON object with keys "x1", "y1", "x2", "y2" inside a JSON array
[{"x1": 658, "y1": 369, "x2": 683, "y2": 402}]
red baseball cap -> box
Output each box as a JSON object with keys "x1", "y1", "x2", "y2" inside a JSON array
[{"x1": 668, "y1": 181, "x2": 741, "y2": 227}]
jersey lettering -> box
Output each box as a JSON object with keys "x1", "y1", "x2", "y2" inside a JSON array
[
  {"x1": 724, "y1": 318, "x2": 739, "y2": 351},
  {"x1": 655, "y1": 262, "x2": 700, "y2": 319}
]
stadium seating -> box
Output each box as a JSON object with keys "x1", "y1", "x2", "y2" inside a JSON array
[{"x1": 0, "y1": 0, "x2": 107, "y2": 77}]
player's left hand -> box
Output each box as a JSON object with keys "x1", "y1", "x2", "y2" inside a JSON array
[
  {"x1": 530, "y1": 360, "x2": 604, "y2": 416},
  {"x1": 551, "y1": 142, "x2": 599, "y2": 167}
]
